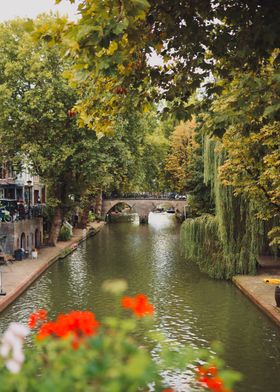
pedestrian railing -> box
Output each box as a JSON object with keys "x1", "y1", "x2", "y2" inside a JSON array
[
  {"x1": 0, "y1": 205, "x2": 44, "y2": 223},
  {"x1": 103, "y1": 194, "x2": 185, "y2": 200}
]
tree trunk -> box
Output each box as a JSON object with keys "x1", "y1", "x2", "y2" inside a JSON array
[
  {"x1": 48, "y1": 206, "x2": 63, "y2": 246},
  {"x1": 80, "y1": 192, "x2": 96, "y2": 228},
  {"x1": 81, "y1": 206, "x2": 90, "y2": 228}
]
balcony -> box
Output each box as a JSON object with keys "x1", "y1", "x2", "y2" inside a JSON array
[
  {"x1": 0, "y1": 177, "x2": 17, "y2": 185},
  {"x1": 0, "y1": 205, "x2": 44, "y2": 223}
]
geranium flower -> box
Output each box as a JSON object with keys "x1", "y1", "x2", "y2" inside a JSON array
[
  {"x1": 121, "y1": 294, "x2": 154, "y2": 317},
  {"x1": 196, "y1": 365, "x2": 232, "y2": 392},
  {"x1": 37, "y1": 310, "x2": 100, "y2": 346},
  {"x1": 28, "y1": 309, "x2": 48, "y2": 329}
]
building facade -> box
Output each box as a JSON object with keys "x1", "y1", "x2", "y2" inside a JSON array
[
  {"x1": 0, "y1": 162, "x2": 46, "y2": 256},
  {"x1": 0, "y1": 218, "x2": 43, "y2": 255},
  {"x1": 0, "y1": 163, "x2": 46, "y2": 205}
]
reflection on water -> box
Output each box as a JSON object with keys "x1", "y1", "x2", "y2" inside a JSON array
[
  {"x1": 148, "y1": 211, "x2": 177, "y2": 228},
  {"x1": 1, "y1": 213, "x2": 280, "y2": 391}
]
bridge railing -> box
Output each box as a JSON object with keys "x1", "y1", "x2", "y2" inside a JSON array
[{"x1": 103, "y1": 193, "x2": 186, "y2": 201}]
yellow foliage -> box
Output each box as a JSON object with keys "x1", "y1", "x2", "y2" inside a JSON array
[
  {"x1": 165, "y1": 119, "x2": 198, "y2": 193},
  {"x1": 107, "y1": 41, "x2": 118, "y2": 55}
]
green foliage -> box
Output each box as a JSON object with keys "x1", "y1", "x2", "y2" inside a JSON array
[
  {"x1": 0, "y1": 1, "x2": 278, "y2": 275},
  {"x1": 181, "y1": 137, "x2": 271, "y2": 278},
  {"x1": 0, "y1": 17, "x2": 83, "y2": 241},
  {"x1": 140, "y1": 117, "x2": 169, "y2": 193},
  {"x1": 42, "y1": 0, "x2": 153, "y2": 134},
  {"x1": 204, "y1": 53, "x2": 280, "y2": 207},
  {"x1": 201, "y1": 51, "x2": 280, "y2": 245},
  {"x1": 181, "y1": 214, "x2": 226, "y2": 279},
  {"x1": 59, "y1": 247, "x2": 73, "y2": 259},
  {"x1": 88, "y1": 211, "x2": 95, "y2": 222},
  {"x1": 50, "y1": 1, "x2": 280, "y2": 126},
  {"x1": 0, "y1": 17, "x2": 168, "y2": 241},
  {"x1": 59, "y1": 225, "x2": 72, "y2": 241},
  {"x1": 181, "y1": 50, "x2": 280, "y2": 276}
]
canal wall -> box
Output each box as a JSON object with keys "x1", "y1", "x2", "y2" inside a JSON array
[{"x1": 0, "y1": 221, "x2": 105, "y2": 313}]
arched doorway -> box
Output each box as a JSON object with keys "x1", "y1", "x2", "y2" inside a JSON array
[
  {"x1": 20, "y1": 233, "x2": 26, "y2": 249},
  {"x1": 35, "y1": 229, "x2": 40, "y2": 248}
]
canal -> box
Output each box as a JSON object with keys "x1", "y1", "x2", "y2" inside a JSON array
[{"x1": 1, "y1": 214, "x2": 280, "y2": 391}]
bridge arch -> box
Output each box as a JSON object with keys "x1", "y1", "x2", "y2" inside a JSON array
[
  {"x1": 106, "y1": 201, "x2": 134, "y2": 214},
  {"x1": 102, "y1": 199, "x2": 187, "y2": 222}
]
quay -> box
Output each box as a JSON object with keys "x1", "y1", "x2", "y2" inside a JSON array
[
  {"x1": 233, "y1": 260, "x2": 280, "y2": 327},
  {"x1": 0, "y1": 222, "x2": 105, "y2": 313}
]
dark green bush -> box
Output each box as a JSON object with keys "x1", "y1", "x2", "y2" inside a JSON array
[{"x1": 59, "y1": 225, "x2": 72, "y2": 241}]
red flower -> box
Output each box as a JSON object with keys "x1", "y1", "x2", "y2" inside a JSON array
[
  {"x1": 121, "y1": 294, "x2": 154, "y2": 317},
  {"x1": 196, "y1": 365, "x2": 231, "y2": 392},
  {"x1": 205, "y1": 377, "x2": 224, "y2": 391},
  {"x1": 37, "y1": 321, "x2": 56, "y2": 339},
  {"x1": 28, "y1": 309, "x2": 48, "y2": 329},
  {"x1": 37, "y1": 310, "x2": 100, "y2": 346},
  {"x1": 122, "y1": 296, "x2": 134, "y2": 308}
]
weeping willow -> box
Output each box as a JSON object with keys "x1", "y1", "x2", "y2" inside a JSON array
[{"x1": 181, "y1": 137, "x2": 267, "y2": 279}]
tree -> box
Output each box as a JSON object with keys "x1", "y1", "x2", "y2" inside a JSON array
[
  {"x1": 0, "y1": 17, "x2": 78, "y2": 244},
  {"x1": 141, "y1": 127, "x2": 169, "y2": 194},
  {"x1": 53, "y1": 0, "x2": 280, "y2": 124},
  {"x1": 49, "y1": 0, "x2": 280, "y2": 275},
  {"x1": 0, "y1": 17, "x2": 160, "y2": 243},
  {"x1": 165, "y1": 120, "x2": 197, "y2": 193},
  {"x1": 0, "y1": 17, "x2": 128, "y2": 244},
  {"x1": 202, "y1": 51, "x2": 280, "y2": 244}
]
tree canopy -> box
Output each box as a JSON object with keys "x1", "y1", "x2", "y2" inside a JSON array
[
  {"x1": 165, "y1": 120, "x2": 197, "y2": 193},
  {"x1": 0, "y1": 16, "x2": 167, "y2": 243},
  {"x1": 51, "y1": 0, "x2": 280, "y2": 128},
  {"x1": 0, "y1": 0, "x2": 279, "y2": 274}
]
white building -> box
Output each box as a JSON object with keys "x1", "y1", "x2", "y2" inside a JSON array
[
  {"x1": 0, "y1": 163, "x2": 46, "y2": 205},
  {"x1": 0, "y1": 163, "x2": 45, "y2": 255}
]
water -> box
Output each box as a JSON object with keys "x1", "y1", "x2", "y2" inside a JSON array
[{"x1": 1, "y1": 213, "x2": 280, "y2": 391}]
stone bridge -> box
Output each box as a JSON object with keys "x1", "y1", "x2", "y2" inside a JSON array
[{"x1": 102, "y1": 199, "x2": 188, "y2": 223}]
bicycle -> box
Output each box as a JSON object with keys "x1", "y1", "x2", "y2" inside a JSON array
[{"x1": 0, "y1": 208, "x2": 12, "y2": 222}]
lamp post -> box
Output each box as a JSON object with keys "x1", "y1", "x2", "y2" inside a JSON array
[
  {"x1": 26, "y1": 180, "x2": 32, "y2": 219},
  {"x1": 183, "y1": 205, "x2": 186, "y2": 220}
]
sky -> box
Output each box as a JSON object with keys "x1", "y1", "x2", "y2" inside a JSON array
[{"x1": 0, "y1": 0, "x2": 77, "y2": 22}]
